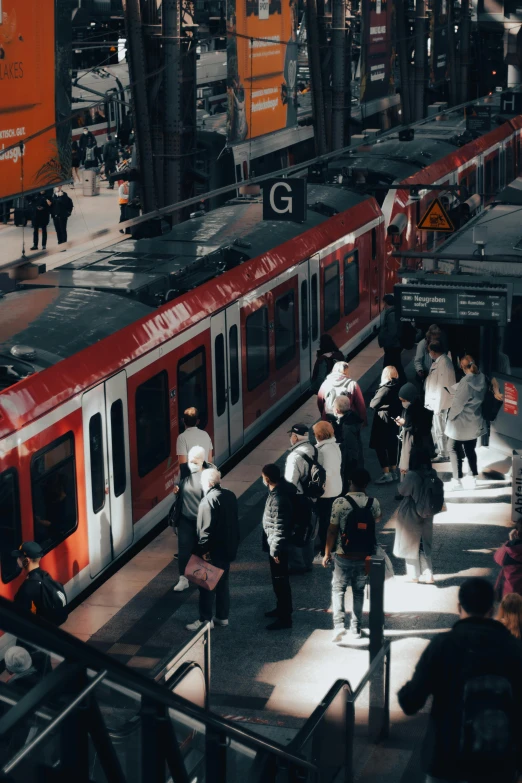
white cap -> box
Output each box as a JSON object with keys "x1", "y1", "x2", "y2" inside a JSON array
[{"x1": 5, "y1": 646, "x2": 32, "y2": 674}]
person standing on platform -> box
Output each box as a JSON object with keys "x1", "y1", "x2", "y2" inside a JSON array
[
  {"x1": 103, "y1": 135, "x2": 118, "y2": 189},
  {"x1": 378, "y1": 294, "x2": 405, "y2": 385},
  {"x1": 369, "y1": 365, "x2": 402, "y2": 484},
  {"x1": 30, "y1": 191, "x2": 51, "y2": 251},
  {"x1": 284, "y1": 423, "x2": 315, "y2": 574},
  {"x1": 313, "y1": 421, "x2": 342, "y2": 563},
  {"x1": 494, "y1": 520, "x2": 522, "y2": 599},
  {"x1": 323, "y1": 468, "x2": 381, "y2": 642},
  {"x1": 118, "y1": 180, "x2": 129, "y2": 232},
  {"x1": 261, "y1": 464, "x2": 295, "y2": 631},
  {"x1": 186, "y1": 468, "x2": 239, "y2": 631},
  {"x1": 70, "y1": 141, "x2": 81, "y2": 186},
  {"x1": 398, "y1": 578, "x2": 522, "y2": 783},
  {"x1": 445, "y1": 355, "x2": 486, "y2": 491},
  {"x1": 171, "y1": 446, "x2": 211, "y2": 593},
  {"x1": 396, "y1": 382, "x2": 427, "y2": 478},
  {"x1": 414, "y1": 324, "x2": 448, "y2": 384},
  {"x1": 424, "y1": 341, "x2": 455, "y2": 464},
  {"x1": 330, "y1": 396, "x2": 361, "y2": 491},
  {"x1": 317, "y1": 361, "x2": 367, "y2": 427},
  {"x1": 11, "y1": 542, "x2": 67, "y2": 625},
  {"x1": 51, "y1": 186, "x2": 73, "y2": 248},
  {"x1": 311, "y1": 335, "x2": 345, "y2": 393},
  {"x1": 176, "y1": 407, "x2": 213, "y2": 465}
]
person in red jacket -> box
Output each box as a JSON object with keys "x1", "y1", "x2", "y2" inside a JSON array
[{"x1": 494, "y1": 520, "x2": 522, "y2": 598}]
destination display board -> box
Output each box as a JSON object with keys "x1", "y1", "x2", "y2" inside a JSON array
[{"x1": 396, "y1": 286, "x2": 508, "y2": 326}]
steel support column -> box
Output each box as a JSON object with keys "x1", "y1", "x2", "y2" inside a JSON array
[{"x1": 331, "y1": 0, "x2": 346, "y2": 150}]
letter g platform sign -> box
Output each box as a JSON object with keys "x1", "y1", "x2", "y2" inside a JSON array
[{"x1": 262, "y1": 178, "x2": 307, "y2": 223}]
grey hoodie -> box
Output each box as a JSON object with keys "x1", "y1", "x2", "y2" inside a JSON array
[{"x1": 445, "y1": 372, "x2": 486, "y2": 441}]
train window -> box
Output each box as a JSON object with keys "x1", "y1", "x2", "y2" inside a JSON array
[
  {"x1": 468, "y1": 168, "x2": 477, "y2": 196},
  {"x1": 178, "y1": 348, "x2": 208, "y2": 431},
  {"x1": 136, "y1": 371, "x2": 171, "y2": 477},
  {"x1": 344, "y1": 251, "x2": 360, "y2": 316},
  {"x1": 492, "y1": 156, "x2": 499, "y2": 193},
  {"x1": 31, "y1": 433, "x2": 77, "y2": 554},
  {"x1": 89, "y1": 414, "x2": 106, "y2": 514},
  {"x1": 229, "y1": 325, "x2": 240, "y2": 405},
  {"x1": 485, "y1": 159, "x2": 492, "y2": 197},
  {"x1": 323, "y1": 262, "x2": 340, "y2": 331},
  {"x1": 246, "y1": 307, "x2": 269, "y2": 390},
  {"x1": 311, "y1": 274, "x2": 319, "y2": 341},
  {"x1": 506, "y1": 145, "x2": 514, "y2": 182},
  {"x1": 214, "y1": 334, "x2": 227, "y2": 417},
  {"x1": 275, "y1": 291, "x2": 296, "y2": 369},
  {"x1": 301, "y1": 280, "x2": 309, "y2": 350},
  {"x1": 110, "y1": 400, "x2": 126, "y2": 498},
  {"x1": 0, "y1": 469, "x2": 21, "y2": 584},
  {"x1": 371, "y1": 229, "x2": 377, "y2": 261}
]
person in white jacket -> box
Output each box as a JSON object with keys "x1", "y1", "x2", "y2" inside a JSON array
[
  {"x1": 424, "y1": 341, "x2": 456, "y2": 463},
  {"x1": 312, "y1": 420, "x2": 342, "y2": 563}
]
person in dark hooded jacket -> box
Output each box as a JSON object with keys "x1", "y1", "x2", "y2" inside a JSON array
[
  {"x1": 398, "y1": 577, "x2": 522, "y2": 783},
  {"x1": 369, "y1": 365, "x2": 402, "y2": 483},
  {"x1": 30, "y1": 192, "x2": 51, "y2": 251},
  {"x1": 311, "y1": 335, "x2": 345, "y2": 393},
  {"x1": 330, "y1": 395, "x2": 361, "y2": 491},
  {"x1": 396, "y1": 382, "x2": 431, "y2": 476},
  {"x1": 261, "y1": 463, "x2": 296, "y2": 631},
  {"x1": 494, "y1": 520, "x2": 522, "y2": 599}
]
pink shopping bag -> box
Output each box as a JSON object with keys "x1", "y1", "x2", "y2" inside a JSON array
[{"x1": 185, "y1": 554, "x2": 224, "y2": 591}]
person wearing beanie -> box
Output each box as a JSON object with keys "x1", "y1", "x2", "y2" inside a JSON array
[
  {"x1": 395, "y1": 382, "x2": 429, "y2": 476},
  {"x1": 378, "y1": 294, "x2": 405, "y2": 384},
  {"x1": 4, "y1": 646, "x2": 39, "y2": 688}
]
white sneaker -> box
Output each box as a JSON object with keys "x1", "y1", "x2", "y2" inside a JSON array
[
  {"x1": 446, "y1": 479, "x2": 463, "y2": 492},
  {"x1": 332, "y1": 626, "x2": 346, "y2": 643},
  {"x1": 173, "y1": 576, "x2": 189, "y2": 592},
  {"x1": 375, "y1": 473, "x2": 393, "y2": 484},
  {"x1": 312, "y1": 553, "x2": 324, "y2": 565},
  {"x1": 467, "y1": 475, "x2": 478, "y2": 488},
  {"x1": 186, "y1": 619, "x2": 214, "y2": 631},
  {"x1": 213, "y1": 617, "x2": 229, "y2": 627}
]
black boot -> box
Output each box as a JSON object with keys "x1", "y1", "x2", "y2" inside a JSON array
[{"x1": 266, "y1": 618, "x2": 292, "y2": 631}]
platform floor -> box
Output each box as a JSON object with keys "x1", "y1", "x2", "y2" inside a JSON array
[
  {"x1": 1, "y1": 180, "x2": 126, "y2": 270},
  {"x1": 60, "y1": 338, "x2": 513, "y2": 778}
]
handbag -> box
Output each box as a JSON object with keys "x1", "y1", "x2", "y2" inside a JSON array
[{"x1": 185, "y1": 554, "x2": 224, "y2": 591}]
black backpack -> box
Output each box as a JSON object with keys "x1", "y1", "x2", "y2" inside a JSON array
[
  {"x1": 415, "y1": 473, "x2": 445, "y2": 518},
  {"x1": 482, "y1": 378, "x2": 503, "y2": 423},
  {"x1": 297, "y1": 446, "x2": 326, "y2": 499},
  {"x1": 37, "y1": 571, "x2": 68, "y2": 626},
  {"x1": 458, "y1": 670, "x2": 517, "y2": 782},
  {"x1": 339, "y1": 496, "x2": 376, "y2": 556}
]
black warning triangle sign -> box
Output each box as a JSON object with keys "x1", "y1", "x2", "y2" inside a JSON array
[{"x1": 417, "y1": 198, "x2": 454, "y2": 233}]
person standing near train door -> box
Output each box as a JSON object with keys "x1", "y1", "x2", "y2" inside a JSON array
[
  {"x1": 424, "y1": 341, "x2": 455, "y2": 464},
  {"x1": 176, "y1": 407, "x2": 213, "y2": 465}
]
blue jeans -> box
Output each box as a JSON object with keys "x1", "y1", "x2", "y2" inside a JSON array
[{"x1": 331, "y1": 555, "x2": 367, "y2": 630}]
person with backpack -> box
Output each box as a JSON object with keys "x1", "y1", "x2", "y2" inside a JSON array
[
  {"x1": 313, "y1": 421, "x2": 343, "y2": 564},
  {"x1": 185, "y1": 468, "x2": 239, "y2": 631},
  {"x1": 317, "y1": 361, "x2": 367, "y2": 427},
  {"x1": 398, "y1": 577, "x2": 522, "y2": 783},
  {"x1": 311, "y1": 335, "x2": 345, "y2": 394},
  {"x1": 323, "y1": 468, "x2": 381, "y2": 642},
  {"x1": 378, "y1": 294, "x2": 406, "y2": 385},
  {"x1": 494, "y1": 520, "x2": 522, "y2": 599},
  {"x1": 393, "y1": 447, "x2": 443, "y2": 584},
  {"x1": 11, "y1": 542, "x2": 68, "y2": 625},
  {"x1": 445, "y1": 355, "x2": 487, "y2": 491},
  {"x1": 261, "y1": 464, "x2": 296, "y2": 630},
  {"x1": 284, "y1": 423, "x2": 316, "y2": 574},
  {"x1": 330, "y1": 396, "x2": 361, "y2": 491},
  {"x1": 424, "y1": 341, "x2": 455, "y2": 464},
  {"x1": 369, "y1": 365, "x2": 402, "y2": 484}
]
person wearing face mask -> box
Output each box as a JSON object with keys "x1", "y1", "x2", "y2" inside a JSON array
[
  {"x1": 30, "y1": 191, "x2": 51, "y2": 251},
  {"x1": 51, "y1": 186, "x2": 73, "y2": 247},
  {"x1": 444, "y1": 355, "x2": 487, "y2": 491}
]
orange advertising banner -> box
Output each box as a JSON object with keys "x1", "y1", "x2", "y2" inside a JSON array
[
  {"x1": 227, "y1": 0, "x2": 298, "y2": 142},
  {"x1": 0, "y1": 0, "x2": 58, "y2": 200}
]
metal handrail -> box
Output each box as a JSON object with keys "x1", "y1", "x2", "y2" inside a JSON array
[
  {"x1": 289, "y1": 678, "x2": 352, "y2": 751},
  {"x1": 0, "y1": 596, "x2": 316, "y2": 772},
  {"x1": 350, "y1": 641, "x2": 391, "y2": 703}
]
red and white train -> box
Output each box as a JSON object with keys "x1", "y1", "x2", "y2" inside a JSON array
[{"x1": 0, "y1": 105, "x2": 521, "y2": 610}]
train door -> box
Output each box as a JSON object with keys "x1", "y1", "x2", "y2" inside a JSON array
[
  {"x1": 298, "y1": 254, "x2": 320, "y2": 391},
  {"x1": 369, "y1": 227, "x2": 381, "y2": 321},
  {"x1": 82, "y1": 371, "x2": 133, "y2": 578},
  {"x1": 210, "y1": 304, "x2": 244, "y2": 464}
]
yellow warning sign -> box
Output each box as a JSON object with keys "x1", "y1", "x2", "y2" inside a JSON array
[{"x1": 417, "y1": 198, "x2": 454, "y2": 233}]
